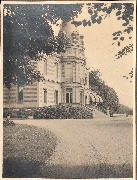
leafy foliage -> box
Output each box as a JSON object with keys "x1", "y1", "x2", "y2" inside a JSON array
[
  {"x1": 3, "y1": 3, "x2": 134, "y2": 88},
  {"x1": 3, "y1": 105, "x2": 93, "y2": 119},
  {"x1": 123, "y1": 68, "x2": 133, "y2": 82},
  {"x1": 73, "y1": 3, "x2": 134, "y2": 59},
  {"x1": 89, "y1": 70, "x2": 119, "y2": 113},
  {"x1": 3, "y1": 108, "x2": 33, "y2": 118},
  {"x1": 3, "y1": 4, "x2": 83, "y2": 88},
  {"x1": 116, "y1": 44, "x2": 133, "y2": 59},
  {"x1": 33, "y1": 105, "x2": 93, "y2": 119},
  {"x1": 117, "y1": 104, "x2": 133, "y2": 115},
  {"x1": 3, "y1": 119, "x2": 15, "y2": 127}
]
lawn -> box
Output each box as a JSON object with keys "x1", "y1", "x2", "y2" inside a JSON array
[
  {"x1": 3, "y1": 118, "x2": 133, "y2": 178},
  {"x1": 3, "y1": 124, "x2": 58, "y2": 178}
]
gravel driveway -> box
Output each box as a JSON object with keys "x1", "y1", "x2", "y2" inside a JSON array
[{"x1": 14, "y1": 117, "x2": 133, "y2": 178}]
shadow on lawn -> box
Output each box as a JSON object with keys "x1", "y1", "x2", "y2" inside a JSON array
[
  {"x1": 3, "y1": 157, "x2": 42, "y2": 178},
  {"x1": 3, "y1": 158, "x2": 133, "y2": 178}
]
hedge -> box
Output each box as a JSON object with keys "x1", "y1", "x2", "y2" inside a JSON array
[
  {"x1": 33, "y1": 105, "x2": 93, "y2": 119},
  {"x1": 3, "y1": 105, "x2": 93, "y2": 119}
]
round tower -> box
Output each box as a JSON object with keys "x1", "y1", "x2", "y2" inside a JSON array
[
  {"x1": 60, "y1": 21, "x2": 78, "y2": 39},
  {"x1": 59, "y1": 21, "x2": 89, "y2": 106},
  {"x1": 59, "y1": 21, "x2": 85, "y2": 60}
]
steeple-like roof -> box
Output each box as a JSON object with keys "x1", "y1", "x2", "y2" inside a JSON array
[{"x1": 59, "y1": 21, "x2": 78, "y2": 39}]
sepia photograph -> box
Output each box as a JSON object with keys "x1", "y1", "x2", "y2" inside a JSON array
[{"x1": 2, "y1": 1, "x2": 135, "y2": 179}]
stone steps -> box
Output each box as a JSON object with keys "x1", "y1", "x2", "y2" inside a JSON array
[{"x1": 94, "y1": 109, "x2": 109, "y2": 118}]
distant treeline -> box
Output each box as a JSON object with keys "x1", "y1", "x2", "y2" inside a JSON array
[
  {"x1": 89, "y1": 70, "x2": 119, "y2": 114},
  {"x1": 117, "y1": 104, "x2": 133, "y2": 115},
  {"x1": 89, "y1": 70, "x2": 133, "y2": 115}
]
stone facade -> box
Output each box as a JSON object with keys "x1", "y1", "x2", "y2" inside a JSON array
[{"x1": 3, "y1": 21, "x2": 101, "y2": 108}]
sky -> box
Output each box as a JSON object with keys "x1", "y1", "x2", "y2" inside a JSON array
[{"x1": 53, "y1": 4, "x2": 134, "y2": 108}]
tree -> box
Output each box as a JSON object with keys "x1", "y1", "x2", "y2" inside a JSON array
[
  {"x1": 3, "y1": 4, "x2": 83, "y2": 88},
  {"x1": 89, "y1": 70, "x2": 119, "y2": 113},
  {"x1": 3, "y1": 3, "x2": 134, "y2": 88},
  {"x1": 117, "y1": 104, "x2": 133, "y2": 115},
  {"x1": 72, "y1": 3, "x2": 134, "y2": 59}
]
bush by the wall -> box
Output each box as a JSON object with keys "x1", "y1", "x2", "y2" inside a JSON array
[
  {"x1": 3, "y1": 108, "x2": 34, "y2": 118},
  {"x1": 33, "y1": 105, "x2": 93, "y2": 119},
  {"x1": 3, "y1": 105, "x2": 93, "y2": 119},
  {"x1": 3, "y1": 119, "x2": 15, "y2": 127}
]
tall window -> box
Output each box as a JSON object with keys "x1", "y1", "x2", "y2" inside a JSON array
[
  {"x1": 80, "y1": 91, "x2": 83, "y2": 104},
  {"x1": 80, "y1": 65, "x2": 84, "y2": 84},
  {"x1": 65, "y1": 63, "x2": 73, "y2": 82},
  {"x1": 56, "y1": 63, "x2": 58, "y2": 79},
  {"x1": 67, "y1": 47, "x2": 72, "y2": 54},
  {"x1": 44, "y1": 89, "x2": 47, "y2": 103},
  {"x1": 66, "y1": 88, "x2": 72, "y2": 103},
  {"x1": 85, "y1": 76, "x2": 87, "y2": 85},
  {"x1": 43, "y1": 60, "x2": 47, "y2": 75},
  {"x1": 17, "y1": 86, "x2": 23, "y2": 102},
  {"x1": 73, "y1": 48, "x2": 77, "y2": 56},
  {"x1": 65, "y1": 63, "x2": 72, "y2": 78},
  {"x1": 85, "y1": 96, "x2": 87, "y2": 105},
  {"x1": 55, "y1": 90, "x2": 58, "y2": 105}
]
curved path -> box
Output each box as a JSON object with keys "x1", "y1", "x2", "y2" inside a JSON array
[{"x1": 14, "y1": 117, "x2": 133, "y2": 178}]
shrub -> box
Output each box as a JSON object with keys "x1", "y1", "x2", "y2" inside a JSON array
[
  {"x1": 33, "y1": 105, "x2": 93, "y2": 119},
  {"x1": 3, "y1": 105, "x2": 93, "y2": 119},
  {"x1": 3, "y1": 119, "x2": 15, "y2": 127},
  {"x1": 3, "y1": 108, "x2": 11, "y2": 118},
  {"x1": 3, "y1": 108, "x2": 35, "y2": 119}
]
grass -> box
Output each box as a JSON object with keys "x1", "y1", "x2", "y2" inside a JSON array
[
  {"x1": 3, "y1": 124, "x2": 58, "y2": 178},
  {"x1": 3, "y1": 122, "x2": 133, "y2": 178},
  {"x1": 38, "y1": 163, "x2": 133, "y2": 178}
]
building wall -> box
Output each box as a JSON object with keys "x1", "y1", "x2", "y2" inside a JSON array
[
  {"x1": 3, "y1": 22, "x2": 93, "y2": 109},
  {"x1": 23, "y1": 82, "x2": 39, "y2": 108},
  {"x1": 38, "y1": 81, "x2": 61, "y2": 107},
  {"x1": 3, "y1": 85, "x2": 24, "y2": 108},
  {"x1": 3, "y1": 86, "x2": 10, "y2": 107},
  {"x1": 24, "y1": 54, "x2": 62, "y2": 107}
]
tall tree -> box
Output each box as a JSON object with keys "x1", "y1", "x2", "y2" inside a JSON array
[
  {"x1": 3, "y1": 3, "x2": 134, "y2": 88},
  {"x1": 89, "y1": 70, "x2": 119, "y2": 113}
]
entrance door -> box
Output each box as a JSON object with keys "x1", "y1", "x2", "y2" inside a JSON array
[{"x1": 66, "y1": 88, "x2": 72, "y2": 103}]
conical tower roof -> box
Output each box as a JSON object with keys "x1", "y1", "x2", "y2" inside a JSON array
[{"x1": 59, "y1": 21, "x2": 78, "y2": 39}]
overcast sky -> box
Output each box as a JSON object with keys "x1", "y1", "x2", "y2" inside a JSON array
[{"x1": 53, "y1": 4, "x2": 134, "y2": 108}]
